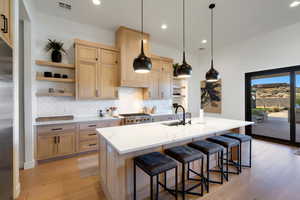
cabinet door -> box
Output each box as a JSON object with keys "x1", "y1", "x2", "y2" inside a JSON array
[
  {"x1": 99, "y1": 50, "x2": 119, "y2": 99},
  {"x1": 160, "y1": 62, "x2": 173, "y2": 99},
  {"x1": 116, "y1": 27, "x2": 150, "y2": 88},
  {"x1": 0, "y1": 0, "x2": 12, "y2": 46},
  {"x1": 37, "y1": 135, "x2": 57, "y2": 160},
  {"x1": 57, "y1": 132, "x2": 76, "y2": 156}
]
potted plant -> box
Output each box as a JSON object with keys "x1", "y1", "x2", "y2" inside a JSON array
[
  {"x1": 45, "y1": 39, "x2": 66, "y2": 63},
  {"x1": 173, "y1": 63, "x2": 180, "y2": 77}
]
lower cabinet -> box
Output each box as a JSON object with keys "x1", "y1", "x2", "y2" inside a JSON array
[
  {"x1": 37, "y1": 132, "x2": 76, "y2": 160},
  {"x1": 36, "y1": 119, "x2": 123, "y2": 161}
]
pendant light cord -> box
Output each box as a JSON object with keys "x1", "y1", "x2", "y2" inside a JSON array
[
  {"x1": 211, "y1": 7, "x2": 213, "y2": 62},
  {"x1": 141, "y1": 0, "x2": 144, "y2": 54},
  {"x1": 183, "y1": 0, "x2": 186, "y2": 61}
]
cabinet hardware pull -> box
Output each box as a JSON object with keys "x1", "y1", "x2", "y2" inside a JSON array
[
  {"x1": 52, "y1": 128, "x2": 63, "y2": 131},
  {"x1": 88, "y1": 144, "x2": 97, "y2": 147},
  {"x1": 88, "y1": 133, "x2": 97, "y2": 136},
  {"x1": 54, "y1": 136, "x2": 57, "y2": 144},
  {"x1": 4, "y1": 16, "x2": 8, "y2": 33},
  {"x1": 58, "y1": 136, "x2": 60, "y2": 143},
  {"x1": 88, "y1": 125, "x2": 96, "y2": 127},
  {"x1": 1, "y1": 15, "x2": 7, "y2": 33},
  {"x1": 96, "y1": 58, "x2": 98, "y2": 61}
]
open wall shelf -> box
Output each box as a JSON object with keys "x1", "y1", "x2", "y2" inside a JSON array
[
  {"x1": 36, "y1": 92, "x2": 75, "y2": 97},
  {"x1": 36, "y1": 75, "x2": 75, "y2": 83},
  {"x1": 36, "y1": 60, "x2": 75, "y2": 69}
]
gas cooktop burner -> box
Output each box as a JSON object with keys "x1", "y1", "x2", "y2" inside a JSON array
[{"x1": 119, "y1": 113, "x2": 151, "y2": 125}]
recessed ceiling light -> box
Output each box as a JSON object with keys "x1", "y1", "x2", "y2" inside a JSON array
[
  {"x1": 201, "y1": 39, "x2": 207, "y2": 44},
  {"x1": 93, "y1": 0, "x2": 101, "y2": 5},
  {"x1": 161, "y1": 24, "x2": 168, "y2": 30},
  {"x1": 290, "y1": 1, "x2": 300, "y2": 8}
]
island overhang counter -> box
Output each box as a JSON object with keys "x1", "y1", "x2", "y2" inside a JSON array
[{"x1": 97, "y1": 117, "x2": 253, "y2": 200}]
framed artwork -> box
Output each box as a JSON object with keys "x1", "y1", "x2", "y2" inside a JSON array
[{"x1": 201, "y1": 79, "x2": 222, "y2": 113}]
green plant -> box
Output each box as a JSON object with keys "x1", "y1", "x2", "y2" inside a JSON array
[
  {"x1": 45, "y1": 39, "x2": 66, "y2": 54},
  {"x1": 173, "y1": 63, "x2": 180, "y2": 70}
]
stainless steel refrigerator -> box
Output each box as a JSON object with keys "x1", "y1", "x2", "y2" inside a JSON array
[{"x1": 0, "y1": 38, "x2": 13, "y2": 199}]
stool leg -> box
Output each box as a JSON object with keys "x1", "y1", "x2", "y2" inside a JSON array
[
  {"x1": 164, "y1": 171, "x2": 167, "y2": 189},
  {"x1": 156, "y1": 175, "x2": 159, "y2": 200},
  {"x1": 150, "y1": 176, "x2": 154, "y2": 200},
  {"x1": 250, "y1": 140, "x2": 252, "y2": 168},
  {"x1": 201, "y1": 157, "x2": 204, "y2": 196},
  {"x1": 182, "y1": 163, "x2": 185, "y2": 200},
  {"x1": 175, "y1": 167, "x2": 178, "y2": 200},
  {"x1": 226, "y1": 148, "x2": 229, "y2": 181},
  {"x1": 239, "y1": 144, "x2": 242, "y2": 173},
  {"x1": 221, "y1": 151, "x2": 224, "y2": 184},
  {"x1": 187, "y1": 162, "x2": 190, "y2": 180},
  {"x1": 134, "y1": 161, "x2": 136, "y2": 200},
  {"x1": 206, "y1": 154, "x2": 210, "y2": 193}
]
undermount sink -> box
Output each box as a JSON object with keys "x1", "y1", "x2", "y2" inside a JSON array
[{"x1": 162, "y1": 121, "x2": 183, "y2": 126}]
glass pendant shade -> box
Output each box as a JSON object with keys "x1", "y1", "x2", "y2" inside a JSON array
[
  {"x1": 176, "y1": 52, "x2": 192, "y2": 78},
  {"x1": 206, "y1": 60, "x2": 219, "y2": 82},
  {"x1": 133, "y1": 40, "x2": 152, "y2": 73}
]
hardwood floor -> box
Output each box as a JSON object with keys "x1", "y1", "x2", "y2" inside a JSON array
[{"x1": 17, "y1": 140, "x2": 300, "y2": 200}]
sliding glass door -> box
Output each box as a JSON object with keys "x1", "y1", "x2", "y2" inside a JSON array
[{"x1": 245, "y1": 66, "x2": 300, "y2": 145}]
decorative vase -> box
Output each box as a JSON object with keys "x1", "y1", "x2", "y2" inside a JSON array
[{"x1": 51, "y1": 50, "x2": 62, "y2": 63}]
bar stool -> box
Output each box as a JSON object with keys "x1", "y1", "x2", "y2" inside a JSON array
[
  {"x1": 165, "y1": 145, "x2": 204, "y2": 200},
  {"x1": 222, "y1": 132, "x2": 252, "y2": 172},
  {"x1": 188, "y1": 140, "x2": 224, "y2": 193},
  {"x1": 206, "y1": 136, "x2": 241, "y2": 180},
  {"x1": 134, "y1": 152, "x2": 178, "y2": 200}
]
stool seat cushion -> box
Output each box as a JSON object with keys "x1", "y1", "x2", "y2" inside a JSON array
[
  {"x1": 165, "y1": 145, "x2": 204, "y2": 163},
  {"x1": 134, "y1": 152, "x2": 177, "y2": 176},
  {"x1": 207, "y1": 136, "x2": 239, "y2": 148},
  {"x1": 222, "y1": 133, "x2": 252, "y2": 142},
  {"x1": 188, "y1": 140, "x2": 223, "y2": 154}
]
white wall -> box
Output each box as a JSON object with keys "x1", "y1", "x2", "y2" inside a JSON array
[
  {"x1": 190, "y1": 21, "x2": 300, "y2": 120},
  {"x1": 32, "y1": 13, "x2": 185, "y2": 118}
]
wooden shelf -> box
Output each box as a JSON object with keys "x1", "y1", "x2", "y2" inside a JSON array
[
  {"x1": 173, "y1": 95, "x2": 186, "y2": 98},
  {"x1": 36, "y1": 60, "x2": 75, "y2": 69},
  {"x1": 173, "y1": 86, "x2": 186, "y2": 89},
  {"x1": 36, "y1": 92, "x2": 75, "y2": 97},
  {"x1": 36, "y1": 75, "x2": 75, "y2": 83}
]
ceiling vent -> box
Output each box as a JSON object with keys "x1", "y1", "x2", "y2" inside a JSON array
[{"x1": 58, "y1": 1, "x2": 72, "y2": 10}]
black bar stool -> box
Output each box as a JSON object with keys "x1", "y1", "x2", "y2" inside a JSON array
[
  {"x1": 222, "y1": 132, "x2": 252, "y2": 172},
  {"x1": 134, "y1": 152, "x2": 178, "y2": 200},
  {"x1": 165, "y1": 145, "x2": 204, "y2": 200},
  {"x1": 188, "y1": 140, "x2": 224, "y2": 193},
  {"x1": 206, "y1": 136, "x2": 241, "y2": 180}
]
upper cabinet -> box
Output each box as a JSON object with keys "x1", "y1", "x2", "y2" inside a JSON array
[
  {"x1": 144, "y1": 55, "x2": 173, "y2": 100},
  {"x1": 75, "y1": 39, "x2": 119, "y2": 100},
  {"x1": 116, "y1": 26, "x2": 150, "y2": 88},
  {"x1": 0, "y1": 0, "x2": 12, "y2": 47}
]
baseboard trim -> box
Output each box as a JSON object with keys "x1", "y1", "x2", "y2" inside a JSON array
[
  {"x1": 14, "y1": 181, "x2": 21, "y2": 199},
  {"x1": 24, "y1": 160, "x2": 35, "y2": 169}
]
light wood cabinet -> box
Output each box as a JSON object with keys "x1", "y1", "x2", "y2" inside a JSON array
[
  {"x1": 116, "y1": 26, "x2": 150, "y2": 88},
  {"x1": 144, "y1": 56, "x2": 173, "y2": 100},
  {"x1": 0, "y1": 0, "x2": 12, "y2": 47},
  {"x1": 75, "y1": 39, "x2": 119, "y2": 100},
  {"x1": 37, "y1": 132, "x2": 76, "y2": 160}
]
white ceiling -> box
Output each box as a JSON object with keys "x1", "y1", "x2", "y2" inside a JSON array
[{"x1": 34, "y1": 0, "x2": 300, "y2": 52}]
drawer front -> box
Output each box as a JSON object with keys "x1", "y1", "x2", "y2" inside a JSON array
[
  {"x1": 79, "y1": 130, "x2": 98, "y2": 141},
  {"x1": 37, "y1": 124, "x2": 76, "y2": 134},
  {"x1": 79, "y1": 122, "x2": 98, "y2": 130},
  {"x1": 79, "y1": 140, "x2": 98, "y2": 152}
]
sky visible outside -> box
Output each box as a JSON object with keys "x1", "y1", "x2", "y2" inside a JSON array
[{"x1": 252, "y1": 75, "x2": 300, "y2": 87}]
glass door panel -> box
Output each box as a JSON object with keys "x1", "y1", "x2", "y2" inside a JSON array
[
  {"x1": 295, "y1": 72, "x2": 300, "y2": 143},
  {"x1": 250, "y1": 73, "x2": 291, "y2": 141}
]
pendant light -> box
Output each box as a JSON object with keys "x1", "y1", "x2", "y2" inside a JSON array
[
  {"x1": 133, "y1": 0, "x2": 152, "y2": 73},
  {"x1": 176, "y1": 0, "x2": 192, "y2": 78},
  {"x1": 206, "y1": 3, "x2": 220, "y2": 82}
]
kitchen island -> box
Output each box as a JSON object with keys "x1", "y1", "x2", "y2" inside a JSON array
[{"x1": 97, "y1": 117, "x2": 253, "y2": 200}]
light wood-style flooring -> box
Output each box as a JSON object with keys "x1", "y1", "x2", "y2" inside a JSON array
[{"x1": 17, "y1": 140, "x2": 300, "y2": 200}]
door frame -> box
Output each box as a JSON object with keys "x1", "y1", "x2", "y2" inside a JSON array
[{"x1": 245, "y1": 65, "x2": 300, "y2": 146}]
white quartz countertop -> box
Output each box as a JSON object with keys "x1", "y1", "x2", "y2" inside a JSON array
[
  {"x1": 34, "y1": 116, "x2": 122, "y2": 126},
  {"x1": 97, "y1": 117, "x2": 254, "y2": 155}
]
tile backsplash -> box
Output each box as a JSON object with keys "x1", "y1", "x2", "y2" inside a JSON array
[{"x1": 36, "y1": 87, "x2": 173, "y2": 117}]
